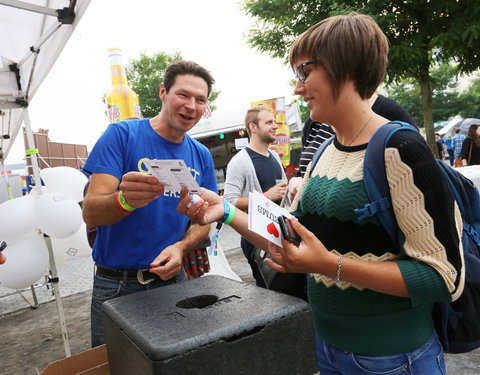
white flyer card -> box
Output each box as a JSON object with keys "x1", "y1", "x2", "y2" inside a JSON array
[
  {"x1": 143, "y1": 159, "x2": 201, "y2": 193},
  {"x1": 248, "y1": 190, "x2": 292, "y2": 247}
]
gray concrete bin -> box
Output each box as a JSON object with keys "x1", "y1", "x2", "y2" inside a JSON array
[{"x1": 102, "y1": 275, "x2": 316, "y2": 374}]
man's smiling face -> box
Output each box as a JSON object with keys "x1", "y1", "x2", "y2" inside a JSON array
[{"x1": 160, "y1": 74, "x2": 208, "y2": 134}]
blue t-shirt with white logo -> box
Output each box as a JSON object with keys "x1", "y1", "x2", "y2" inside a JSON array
[{"x1": 83, "y1": 119, "x2": 217, "y2": 269}]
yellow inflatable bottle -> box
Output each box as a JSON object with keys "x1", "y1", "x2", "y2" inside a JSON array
[
  {"x1": 105, "y1": 48, "x2": 142, "y2": 123},
  {"x1": 251, "y1": 97, "x2": 291, "y2": 167},
  {"x1": 271, "y1": 97, "x2": 290, "y2": 168},
  {"x1": 273, "y1": 111, "x2": 291, "y2": 168}
]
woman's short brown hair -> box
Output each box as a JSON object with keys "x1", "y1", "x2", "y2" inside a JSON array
[{"x1": 289, "y1": 13, "x2": 389, "y2": 100}]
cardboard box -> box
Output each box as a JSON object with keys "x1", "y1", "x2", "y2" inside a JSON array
[{"x1": 39, "y1": 345, "x2": 109, "y2": 375}]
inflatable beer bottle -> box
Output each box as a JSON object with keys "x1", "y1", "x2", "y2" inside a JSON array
[
  {"x1": 251, "y1": 97, "x2": 291, "y2": 167},
  {"x1": 271, "y1": 97, "x2": 290, "y2": 168},
  {"x1": 274, "y1": 111, "x2": 291, "y2": 168},
  {"x1": 105, "y1": 48, "x2": 142, "y2": 123}
]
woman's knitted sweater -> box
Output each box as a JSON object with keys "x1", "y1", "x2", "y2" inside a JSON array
[{"x1": 291, "y1": 130, "x2": 464, "y2": 356}]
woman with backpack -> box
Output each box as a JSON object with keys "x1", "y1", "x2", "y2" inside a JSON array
[
  {"x1": 461, "y1": 124, "x2": 480, "y2": 166},
  {"x1": 177, "y1": 13, "x2": 464, "y2": 374}
]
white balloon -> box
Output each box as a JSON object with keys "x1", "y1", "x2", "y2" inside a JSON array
[
  {"x1": 51, "y1": 221, "x2": 92, "y2": 257},
  {"x1": 0, "y1": 234, "x2": 49, "y2": 289},
  {"x1": 0, "y1": 195, "x2": 36, "y2": 243},
  {"x1": 40, "y1": 167, "x2": 88, "y2": 202},
  {"x1": 34, "y1": 192, "x2": 82, "y2": 238}
]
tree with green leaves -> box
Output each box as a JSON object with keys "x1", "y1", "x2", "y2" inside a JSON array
[
  {"x1": 386, "y1": 63, "x2": 480, "y2": 128},
  {"x1": 458, "y1": 77, "x2": 480, "y2": 119},
  {"x1": 242, "y1": 0, "x2": 480, "y2": 156},
  {"x1": 125, "y1": 51, "x2": 220, "y2": 118}
]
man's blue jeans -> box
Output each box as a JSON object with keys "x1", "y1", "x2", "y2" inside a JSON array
[
  {"x1": 90, "y1": 269, "x2": 186, "y2": 348},
  {"x1": 315, "y1": 331, "x2": 446, "y2": 375}
]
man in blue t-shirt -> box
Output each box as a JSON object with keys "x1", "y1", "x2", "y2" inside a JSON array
[{"x1": 82, "y1": 61, "x2": 217, "y2": 347}]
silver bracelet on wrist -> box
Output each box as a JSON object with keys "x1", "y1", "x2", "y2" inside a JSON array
[{"x1": 335, "y1": 254, "x2": 343, "y2": 287}]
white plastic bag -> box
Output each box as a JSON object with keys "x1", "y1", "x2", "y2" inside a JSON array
[{"x1": 203, "y1": 224, "x2": 242, "y2": 282}]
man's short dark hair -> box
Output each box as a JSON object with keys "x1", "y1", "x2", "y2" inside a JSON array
[
  {"x1": 455, "y1": 128, "x2": 461, "y2": 134},
  {"x1": 163, "y1": 61, "x2": 215, "y2": 96}
]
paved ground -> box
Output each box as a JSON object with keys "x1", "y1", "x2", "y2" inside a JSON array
[
  {"x1": 1, "y1": 225, "x2": 479, "y2": 374},
  {"x1": 0, "y1": 225, "x2": 255, "y2": 375}
]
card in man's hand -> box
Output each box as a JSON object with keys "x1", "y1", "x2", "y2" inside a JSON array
[{"x1": 143, "y1": 159, "x2": 201, "y2": 193}]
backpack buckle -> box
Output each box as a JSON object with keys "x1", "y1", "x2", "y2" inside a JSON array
[
  {"x1": 465, "y1": 224, "x2": 480, "y2": 247},
  {"x1": 354, "y1": 197, "x2": 391, "y2": 222}
]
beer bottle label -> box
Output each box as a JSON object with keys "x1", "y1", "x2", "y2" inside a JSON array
[{"x1": 107, "y1": 104, "x2": 122, "y2": 123}]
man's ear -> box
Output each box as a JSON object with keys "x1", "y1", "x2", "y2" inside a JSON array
[
  {"x1": 159, "y1": 83, "x2": 166, "y2": 102},
  {"x1": 248, "y1": 122, "x2": 256, "y2": 134}
]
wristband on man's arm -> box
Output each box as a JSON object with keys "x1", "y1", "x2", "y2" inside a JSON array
[{"x1": 114, "y1": 190, "x2": 137, "y2": 214}]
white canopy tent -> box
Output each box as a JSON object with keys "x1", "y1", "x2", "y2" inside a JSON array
[{"x1": 0, "y1": 0, "x2": 91, "y2": 356}]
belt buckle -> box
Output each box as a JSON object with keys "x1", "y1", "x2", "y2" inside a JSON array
[{"x1": 137, "y1": 269, "x2": 155, "y2": 285}]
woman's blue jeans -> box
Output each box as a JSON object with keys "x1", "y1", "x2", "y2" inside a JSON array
[
  {"x1": 315, "y1": 332, "x2": 446, "y2": 375},
  {"x1": 90, "y1": 270, "x2": 186, "y2": 348}
]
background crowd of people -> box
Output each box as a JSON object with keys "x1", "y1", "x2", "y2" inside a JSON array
[{"x1": 436, "y1": 124, "x2": 480, "y2": 167}]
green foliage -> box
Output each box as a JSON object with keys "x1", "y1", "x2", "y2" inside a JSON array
[
  {"x1": 458, "y1": 77, "x2": 480, "y2": 118},
  {"x1": 125, "y1": 51, "x2": 182, "y2": 118},
  {"x1": 386, "y1": 63, "x2": 480, "y2": 127},
  {"x1": 125, "y1": 51, "x2": 220, "y2": 118},
  {"x1": 287, "y1": 79, "x2": 310, "y2": 123},
  {"x1": 385, "y1": 79, "x2": 422, "y2": 126},
  {"x1": 243, "y1": 0, "x2": 480, "y2": 79},
  {"x1": 207, "y1": 89, "x2": 220, "y2": 112},
  {"x1": 242, "y1": 0, "x2": 480, "y2": 152}
]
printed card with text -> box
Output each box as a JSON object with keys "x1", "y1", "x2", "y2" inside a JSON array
[
  {"x1": 248, "y1": 190, "x2": 292, "y2": 247},
  {"x1": 143, "y1": 159, "x2": 201, "y2": 193}
]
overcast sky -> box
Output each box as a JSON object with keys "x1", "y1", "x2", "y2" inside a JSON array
[{"x1": 6, "y1": 0, "x2": 296, "y2": 164}]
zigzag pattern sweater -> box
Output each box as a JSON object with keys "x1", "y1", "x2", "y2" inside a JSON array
[{"x1": 291, "y1": 130, "x2": 464, "y2": 356}]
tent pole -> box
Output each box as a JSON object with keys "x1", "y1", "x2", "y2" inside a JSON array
[
  {"x1": 44, "y1": 235, "x2": 71, "y2": 357},
  {"x1": 21, "y1": 107, "x2": 42, "y2": 187},
  {"x1": 22, "y1": 107, "x2": 42, "y2": 189},
  {"x1": 22, "y1": 107, "x2": 71, "y2": 357},
  {"x1": 0, "y1": 160, "x2": 13, "y2": 199}
]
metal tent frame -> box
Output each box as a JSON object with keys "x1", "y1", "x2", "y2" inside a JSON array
[{"x1": 0, "y1": 0, "x2": 91, "y2": 357}]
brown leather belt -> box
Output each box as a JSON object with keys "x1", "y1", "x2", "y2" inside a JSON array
[{"x1": 95, "y1": 264, "x2": 161, "y2": 285}]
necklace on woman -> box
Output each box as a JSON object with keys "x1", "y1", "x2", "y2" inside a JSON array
[{"x1": 347, "y1": 115, "x2": 373, "y2": 146}]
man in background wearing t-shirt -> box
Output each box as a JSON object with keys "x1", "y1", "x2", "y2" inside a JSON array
[{"x1": 223, "y1": 106, "x2": 287, "y2": 288}]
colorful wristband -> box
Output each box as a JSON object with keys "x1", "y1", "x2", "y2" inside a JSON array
[
  {"x1": 115, "y1": 190, "x2": 136, "y2": 213},
  {"x1": 224, "y1": 204, "x2": 236, "y2": 225},
  {"x1": 220, "y1": 200, "x2": 236, "y2": 225}
]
